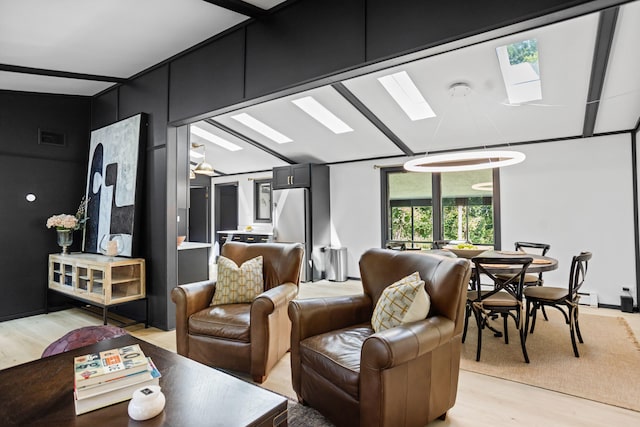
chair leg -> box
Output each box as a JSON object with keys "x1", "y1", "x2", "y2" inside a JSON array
[
  {"x1": 462, "y1": 303, "x2": 471, "y2": 343},
  {"x1": 502, "y1": 313, "x2": 509, "y2": 344},
  {"x1": 541, "y1": 305, "x2": 549, "y2": 321},
  {"x1": 529, "y1": 301, "x2": 539, "y2": 334},
  {"x1": 569, "y1": 305, "x2": 580, "y2": 358},
  {"x1": 524, "y1": 299, "x2": 532, "y2": 340},
  {"x1": 474, "y1": 307, "x2": 483, "y2": 362},
  {"x1": 519, "y1": 325, "x2": 530, "y2": 363},
  {"x1": 573, "y1": 305, "x2": 584, "y2": 344}
]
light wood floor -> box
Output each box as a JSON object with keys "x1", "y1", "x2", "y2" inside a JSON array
[{"x1": 2, "y1": 280, "x2": 639, "y2": 426}]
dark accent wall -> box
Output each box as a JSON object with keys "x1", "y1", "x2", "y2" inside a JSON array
[
  {"x1": 92, "y1": 66, "x2": 171, "y2": 328},
  {"x1": 91, "y1": 88, "x2": 119, "y2": 130},
  {"x1": 0, "y1": 91, "x2": 90, "y2": 321},
  {"x1": 169, "y1": 29, "x2": 246, "y2": 123},
  {"x1": 244, "y1": 0, "x2": 366, "y2": 98}
]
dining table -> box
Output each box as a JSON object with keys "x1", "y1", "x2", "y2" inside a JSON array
[{"x1": 469, "y1": 249, "x2": 558, "y2": 274}]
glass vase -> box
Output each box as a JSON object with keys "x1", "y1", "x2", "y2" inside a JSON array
[{"x1": 56, "y1": 229, "x2": 73, "y2": 255}]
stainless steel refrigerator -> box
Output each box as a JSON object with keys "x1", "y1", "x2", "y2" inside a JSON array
[
  {"x1": 272, "y1": 188, "x2": 312, "y2": 281},
  {"x1": 271, "y1": 164, "x2": 331, "y2": 282}
]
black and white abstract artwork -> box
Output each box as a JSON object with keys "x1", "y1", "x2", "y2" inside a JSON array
[{"x1": 83, "y1": 114, "x2": 146, "y2": 257}]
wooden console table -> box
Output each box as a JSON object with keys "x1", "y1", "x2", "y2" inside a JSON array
[{"x1": 47, "y1": 253, "x2": 147, "y2": 326}]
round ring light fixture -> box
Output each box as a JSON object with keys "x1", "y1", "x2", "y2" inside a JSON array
[
  {"x1": 471, "y1": 181, "x2": 494, "y2": 191},
  {"x1": 404, "y1": 150, "x2": 525, "y2": 173}
]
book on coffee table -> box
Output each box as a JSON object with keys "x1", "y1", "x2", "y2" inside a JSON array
[
  {"x1": 74, "y1": 344, "x2": 149, "y2": 389},
  {"x1": 75, "y1": 358, "x2": 155, "y2": 399},
  {"x1": 74, "y1": 357, "x2": 161, "y2": 415}
]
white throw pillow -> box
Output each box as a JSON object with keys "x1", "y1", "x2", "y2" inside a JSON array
[
  {"x1": 211, "y1": 255, "x2": 264, "y2": 305},
  {"x1": 371, "y1": 272, "x2": 431, "y2": 333}
]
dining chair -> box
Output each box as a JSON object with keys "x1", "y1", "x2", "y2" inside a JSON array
[
  {"x1": 497, "y1": 241, "x2": 551, "y2": 318},
  {"x1": 524, "y1": 251, "x2": 592, "y2": 357},
  {"x1": 467, "y1": 256, "x2": 533, "y2": 363}
]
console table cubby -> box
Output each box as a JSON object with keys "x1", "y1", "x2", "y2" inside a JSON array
[{"x1": 47, "y1": 253, "x2": 147, "y2": 326}]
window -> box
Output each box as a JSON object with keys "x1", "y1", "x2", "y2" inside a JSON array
[
  {"x1": 254, "y1": 179, "x2": 272, "y2": 223},
  {"x1": 441, "y1": 169, "x2": 494, "y2": 245},
  {"x1": 382, "y1": 168, "x2": 498, "y2": 248},
  {"x1": 496, "y1": 38, "x2": 541, "y2": 104},
  {"x1": 386, "y1": 171, "x2": 433, "y2": 249}
]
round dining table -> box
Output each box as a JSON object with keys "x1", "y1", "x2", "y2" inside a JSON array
[{"x1": 469, "y1": 249, "x2": 558, "y2": 273}]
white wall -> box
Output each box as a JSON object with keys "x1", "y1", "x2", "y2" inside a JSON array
[
  {"x1": 330, "y1": 134, "x2": 636, "y2": 306},
  {"x1": 329, "y1": 158, "x2": 400, "y2": 278},
  {"x1": 500, "y1": 134, "x2": 635, "y2": 306}
]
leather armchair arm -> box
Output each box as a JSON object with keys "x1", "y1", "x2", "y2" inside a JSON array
[
  {"x1": 250, "y1": 282, "x2": 298, "y2": 382},
  {"x1": 288, "y1": 294, "x2": 372, "y2": 342},
  {"x1": 252, "y1": 282, "x2": 298, "y2": 319},
  {"x1": 361, "y1": 315, "x2": 455, "y2": 370},
  {"x1": 359, "y1": 315, "x2": 457, "y2": 426},
  {"x1": 170, "y1": 280, "x2": 216, "y2": 356}
]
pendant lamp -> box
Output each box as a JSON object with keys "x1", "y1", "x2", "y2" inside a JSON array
[{"x1": 403, "y1": 82, "x2": 525, "y2": 173}]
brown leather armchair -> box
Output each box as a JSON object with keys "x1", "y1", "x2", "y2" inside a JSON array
[
  {"x1": 171, "y1": 241, "x2": 304, "y2": 383},
  {"x1": 288, "y1": 248, "x2": 471, "y2": 427}
]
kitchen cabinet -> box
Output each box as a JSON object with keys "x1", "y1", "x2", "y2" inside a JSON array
[
  {"x1": 272, "y1": 164, "x2": 312, "y2": 189},
  {"x1": 178, "y1": 242, "x2": 211, "y2": 285}
]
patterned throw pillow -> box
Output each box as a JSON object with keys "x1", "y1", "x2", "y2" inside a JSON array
[
  {"x1": 371, "y1": 272, "x2": 431, "y2": 333},
  {"x1": 211, "y1": 255, "x2": 264, "y2": 305}
]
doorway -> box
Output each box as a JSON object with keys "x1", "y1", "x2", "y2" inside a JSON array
[
  {"x1": 189, "y1": 186, "x2": 210, "y2": 243},
  {"x1": 214, "y1": 182, "x2": 238, "y2": 248}
]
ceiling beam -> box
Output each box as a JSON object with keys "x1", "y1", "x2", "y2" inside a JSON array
[
  {"x1": 200, "y1": 0, "x2": 268, "y2": 18},
  {"x1": 332, "y1": 82, "x2": 415, "y2": 157},
  {"x1": 204, "y1": 119, "x2": 296, "y2": 164},
  {"x1": 582, "y1": 7, "x2": 619, "y2": 137},
  {"x1": 0, "y1": 63, "x2": 126, "y2": 84}
]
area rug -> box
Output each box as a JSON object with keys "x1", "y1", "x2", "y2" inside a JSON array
[
  {"x1": 288, "y1": 400, "x2": 334, "y2": 427},
  {"x1": 460, "y1": 310, "x2": 640, "y2": 412}
]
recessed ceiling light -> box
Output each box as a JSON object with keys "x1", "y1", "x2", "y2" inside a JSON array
[
  {"x1": 378, "y1": 71, "x2": 436, "y2": 121},
  {"x1": 231, "y1": 113, "x2": 292, "y2": 144},
  {"x1": 291, "y1": 96, "x2": 353, "y2": 134},
  {"x1": 190, "y1": 125, "x2": 242, "y2": 152}
]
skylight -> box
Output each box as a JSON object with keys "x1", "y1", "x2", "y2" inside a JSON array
[
  {"x1": 230, "y1": 113, "x2": 293, "y2": 144},
  {"x1": 496, "y1": 38, "x2": 542, "y2": 104},
  {"x1": 377, "y1": 71, "x2": 436, "y2": 121},
  {"x1": 190, "y1": 125, "x2": 242, "y2": 152},
  {"x1": 291, "y1": 96, "x2": 353, "y2": 134}
]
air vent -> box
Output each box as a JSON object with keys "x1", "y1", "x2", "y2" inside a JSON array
[{"x1": 38, "y1": 129, "x2": 66, "y2": 147}]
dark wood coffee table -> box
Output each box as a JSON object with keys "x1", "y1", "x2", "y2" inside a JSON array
[{"x1": 0, "y1": 335, "x2": 288, "y2": 426}]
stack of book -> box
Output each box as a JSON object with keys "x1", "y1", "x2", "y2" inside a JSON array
[{"x1": 73, "y1": 343, "x2": 161, "y2": 415}]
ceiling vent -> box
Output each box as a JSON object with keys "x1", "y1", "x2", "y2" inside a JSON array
[{"x1": 38, "y1": 129, "x2": 66, "y2": 147}]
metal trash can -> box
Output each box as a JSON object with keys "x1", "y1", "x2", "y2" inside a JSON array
[{"x1": 326, "y1": 247, "x2": 347, "y2": 282}]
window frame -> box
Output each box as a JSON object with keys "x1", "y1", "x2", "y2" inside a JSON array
[
  {"x1": 253, "y1": 179, "x2": 272, "y2": 223},
  {"x1": 380, "y1": 166, "x2": 502, "y2": 249}
]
